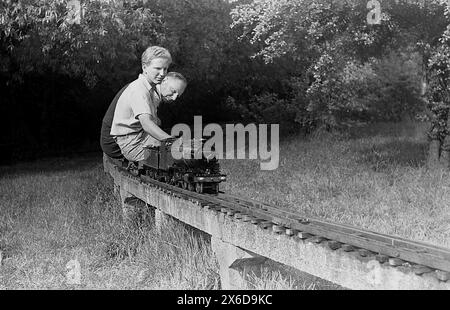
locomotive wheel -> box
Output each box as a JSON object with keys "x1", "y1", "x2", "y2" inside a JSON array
[
  {"x1": 195, "y1": 182, "x2": 203, "y2": 194},
  {"x1": 188, "y1": 183, "x2": 194, "y2": 191}
]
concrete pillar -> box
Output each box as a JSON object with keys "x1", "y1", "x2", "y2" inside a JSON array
[
  {"x1": 154, "y1": 208, "x2": 170, "y2": 232},
  {"x1": 211, "y1": 237, "x2": 267, "y2": 289},
  {"x1": 119, "y1": 186, "x2": 130, "y2": 213},
  {"x1": 155, "y1": 208, "x2": 166, "y2": 231},
  {"x1": 119, "y1": 184, "x2": 166, "y2": 229},
  {"x1": 119, "y1": 187, "x2": 141, "y2": 227},
  {"x1": 114, "y1": 183, "x2": 120, "y2": 199}
]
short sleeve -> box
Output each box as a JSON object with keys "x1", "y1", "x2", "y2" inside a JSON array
[{"x1": 128, "y1": 89, "x2": 153, "y2": 119}]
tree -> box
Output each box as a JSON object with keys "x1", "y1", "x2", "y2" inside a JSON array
[
  {"x1": 0, "y1": 0, "x2": 268, "y2": 159},
  {"x1": 426, "y1": 2, "x2": 450, "y2": 168},
  {"x1": 0, "y1": 0, "x2": 165, "y2": 87},
  {"x1": 231, "y1": 0, "x2": 450, "y2": 168},
  {"x1": 0, "y1": 0, "x2": 165, "y2": 157}
]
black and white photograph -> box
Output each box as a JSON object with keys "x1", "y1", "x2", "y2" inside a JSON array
[{"x1": 0, "y1": 0, "x2": 450, "y2": 293}]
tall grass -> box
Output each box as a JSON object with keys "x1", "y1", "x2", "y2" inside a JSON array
[
  {"x1": 0, "y1": 155, "x2": 303, "y2": 289},
  {"x1": 3, "y1": 121, "x2": 446, "y2": 289},
  {"x1": 0, "y1": 156, "x2": 219, "y2": 289},
  {"x1": 4, "y1": 120, "x2": 430, "y2": 289},
  {"x1": 220, "y1": 121, "x2": 450, "y2": 248}
]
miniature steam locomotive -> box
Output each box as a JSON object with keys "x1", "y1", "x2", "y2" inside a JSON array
[{"x1": 112, "y1": 138, "x2": 226, "y2": 194}]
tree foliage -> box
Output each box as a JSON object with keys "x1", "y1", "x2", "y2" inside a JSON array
[
  {"x1": 1, "y1": 0, "x2": 450, "y2": 162},
  {"x1": 0, "y1": 0, "x2": 250, "y2": 160},
  {"x1": 230, "y1": 0, "x2": 450, "y2": 129},
  {"x1": 1, "y1": 0, "x2": 165, "y2": 87}
]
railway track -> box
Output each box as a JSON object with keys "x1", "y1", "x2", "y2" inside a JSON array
[{"x1": 113, "y1": 160, "x2": 450, "y2": 282}]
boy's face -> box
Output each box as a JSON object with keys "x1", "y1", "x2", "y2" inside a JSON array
[
  {"x1": 160, "y1": 77, "x2": 187, "y2": 103},
  {"x1": 142, "y1": 57, "x2": 171, "y2": 85}
]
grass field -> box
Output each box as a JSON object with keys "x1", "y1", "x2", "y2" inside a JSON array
[
  {"x1": 0, "y1": 155, "x2": 306, "y2": 289},
  {"x1": 1, "y1": 120, "x2": 448, "y2": 289},
  {"x1": 221, "y1": 120, "x2": 450, "y2": 249}
]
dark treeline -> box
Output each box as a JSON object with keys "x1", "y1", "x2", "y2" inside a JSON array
[
  {"x1": 0, "y1": 0, "x2": 297, "y2": 163},
  {"x1": 1, "y1": 0, "x2": 450, "y2": 166}
]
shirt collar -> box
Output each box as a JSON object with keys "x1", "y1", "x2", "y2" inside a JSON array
[
  {"x1": 138, "y1": 73, "x2": 153, "y2": 92},
  {"x1": 138, "y1": 73, "x2": 161, "y2": 101},
  {"x1": 155, "y1": 84, "x2": 161, "y2": 99},
  {"x1": 138, "y1": 73, "x2": 161, "y2": 100}
]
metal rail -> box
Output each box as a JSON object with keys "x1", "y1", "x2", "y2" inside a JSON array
[{"x1": 215, "y1": 193, "x2": 450, "y2": 273}]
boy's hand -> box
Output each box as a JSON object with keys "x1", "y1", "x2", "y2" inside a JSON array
[{"x1": 162, "y1": 136, "x2": 179, "y2": 146}]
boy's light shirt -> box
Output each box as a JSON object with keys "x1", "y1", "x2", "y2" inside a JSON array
[{"x1": 111, "y1": 74, "x2": 161, "y2": 137}]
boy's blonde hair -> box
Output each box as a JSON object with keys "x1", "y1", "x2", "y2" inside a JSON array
[{"x1": 141, "y1": 46, "x2": 172, "y2": 67}]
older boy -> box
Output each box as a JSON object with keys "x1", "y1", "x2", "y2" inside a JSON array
[{"x1": 102, "y1": 46, "x2": 187, "y2": 161}]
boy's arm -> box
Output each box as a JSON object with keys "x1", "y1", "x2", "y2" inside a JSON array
[{"x1": 138, "y1": 113, "x2": 172, "y2": 141}]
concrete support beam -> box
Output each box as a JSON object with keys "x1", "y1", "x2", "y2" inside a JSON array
[
  {"x1": 114, "y1": 183, "x2": 120, "y2": 198},
  {"x1": 119, "y1": 186, "x2": 150, "y2": 228},
  {"x1": 119, "y1": 187, "x2": 134, "y2": 225},
  {"x1": 211, "y1": 237, "x2": 267, "y2": 289},
  {"x1": 154, "y1": 208, "x2": 171, "y2": 232}
]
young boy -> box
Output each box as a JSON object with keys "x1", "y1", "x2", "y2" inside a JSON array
[{"x1": 100, "y1": 46, "x2": 187, "y2": 161}]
